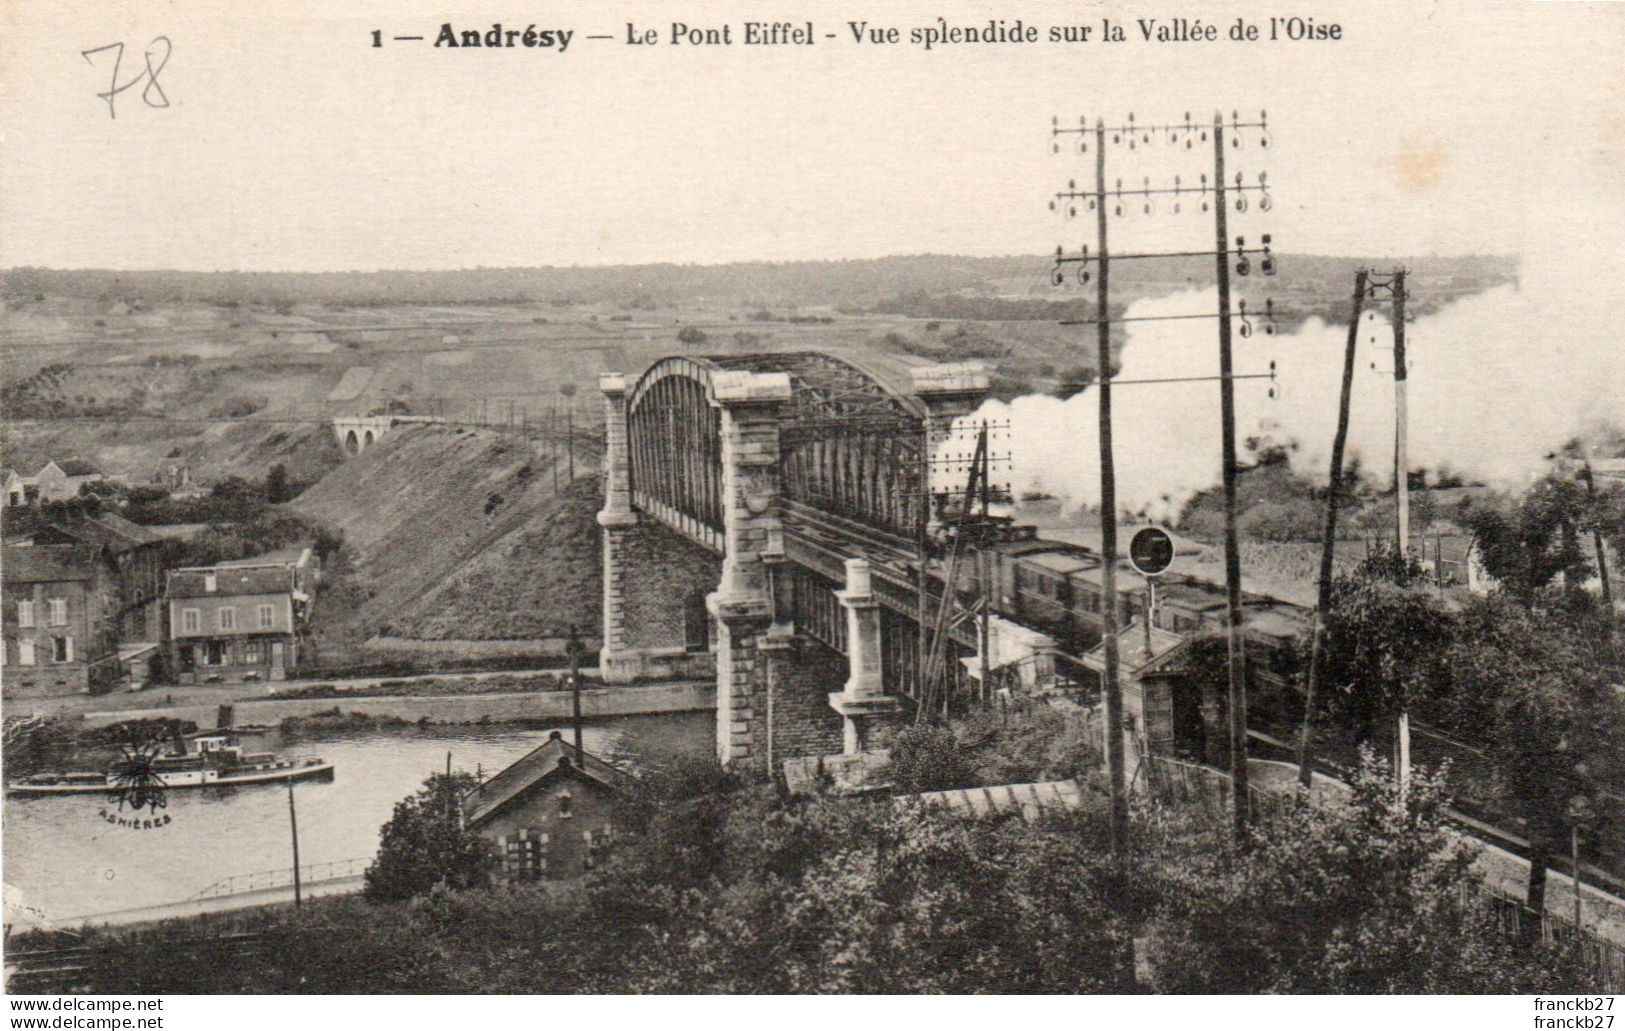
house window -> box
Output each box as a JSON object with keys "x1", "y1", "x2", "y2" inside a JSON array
[
  {"x1": 182, "y1": 608, "x2": 201, "y2": 634},
  {"x1": 259, "y1": 604, "x2": 275, "y2": 630},
  {"x1": 17, "y1": 600, "x2": 35, "y2": 628},
  {"x1": 243, "y1": 640, "x2": 263, "y2": 663},
  {"x1": 218, "y1": 607, "x2": 236, "y2": 632},
  {"x1": 52, "y1": 636, "x2": 72, "y2": 663},
  {"x1": 558, "y1": 791, "x2": 573, "y2": 820},
  {"x1": 204, "y1": 573, "x2": 217, "y2": 592},
  {"x1": 206, "y1": 641, "x2": 225, "y2": 666},
  {"x1": 500, "y1": 830, "x2": 548, "y2": 879},
  {"x1": 48, "y1": 598, "x2": 67, "y2": 626}
]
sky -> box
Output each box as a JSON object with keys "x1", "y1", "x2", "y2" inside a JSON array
[{"x1": 1, "y1": 1, "x2": 1622, "y2": 272}]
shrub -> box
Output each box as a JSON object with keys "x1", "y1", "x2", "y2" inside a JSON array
[{"x1": 887, "y1": 724, "x2": 976, "y2": 794}]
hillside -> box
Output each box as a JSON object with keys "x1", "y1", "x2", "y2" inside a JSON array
[{"x1": 291, "y1": 425, "x2": 601, "y2": 651}]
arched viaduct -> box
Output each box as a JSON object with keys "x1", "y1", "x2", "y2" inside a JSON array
[
  {"x1": 331, "y1": 414, "x2": 445, "y2": 456},
  {"x1": 597, "y1": 351, "x2": 995, "y2": 773}
]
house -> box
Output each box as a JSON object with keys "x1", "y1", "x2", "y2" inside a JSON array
[
  {"x1": 1, "y1": 544, "x2": 122, "y2": 697},
  {"x1": 165, "y1": 548, "x2": 316, "y2": 683},
  {"x1": 28, "y1": 460, "x2": 104, "y2": 505},
  {"x1": 462, "y1": 731, "x2": 633, "y2": 880},
  {"x1": 48, "y1": 512, "x2": 166, "y2": 641},
  {"x1": 3, "y1": 468, "x2": 27, "y2": 507}
]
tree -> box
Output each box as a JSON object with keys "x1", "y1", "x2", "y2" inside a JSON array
[
  {"x1": 1462, "y1": 476, "x2": 1595, "y2": 602},
  {"x1": 364, "y1": 772, "x2": 497, "y2": 902},
  {"x1": 1320, "y1": 549, "x2": 1453, "y2": 744},
  {"x1": 264, "y1": 463, "x2": 293, "y2": 504},
  {"x1": 1441, "y1": 595, "x2": 1625, "y2": 918}
]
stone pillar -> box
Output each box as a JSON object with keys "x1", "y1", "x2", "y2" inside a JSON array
[
  {"x1": 596, "y1": 373, "x2": 642, "y2": 683},
  {"x1": 707, "y1": 371, "x2": 792, "y2": 769},
  {"x1": 828, "y1": 558, "x2": 901, "y2": 754}
]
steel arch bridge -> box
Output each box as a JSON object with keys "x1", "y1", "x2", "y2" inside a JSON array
[
  {"x1": 598, "y1": 350, "x2": 992, "y2": 772},
  {"x1": 625, "y1": 352, "x2": 932, "y2": 552}
]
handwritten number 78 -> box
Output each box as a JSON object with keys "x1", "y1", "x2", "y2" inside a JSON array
[{"x1": 81, "y1": 38, "x2": 172, "y2": 119}]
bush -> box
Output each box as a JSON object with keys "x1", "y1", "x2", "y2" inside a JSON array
[
  {"x1": 887, "y1": 724, "x2": 976, "y2": 793},
  {"x1": 363, "y1": 772, "x2": 497, "y2": 902}
]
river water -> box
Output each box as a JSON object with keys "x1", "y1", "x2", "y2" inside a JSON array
[{"x1": 1, "y1": 713, "x2": 711, "y2": 924}]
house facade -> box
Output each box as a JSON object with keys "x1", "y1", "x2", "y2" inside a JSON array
[
  {"x1": 5, "y1": 460, "x2": 106, "y2": 507},
  {"x1": 166, "y1": 549, "x2": 314, "y2": 683},
  {"x1": 53, "y1": 512, "x2": 165, "y2": 641},
  {"x1": 462, "y1": 731, "x2": 631, "y2": 880},
  {"x1": 1, "y1": 545, "x2": 122, "y2": 697}
]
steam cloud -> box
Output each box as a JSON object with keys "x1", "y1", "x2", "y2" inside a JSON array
[{"x1": 966, "y1": 273, "x2": 1625, "y2": 523}]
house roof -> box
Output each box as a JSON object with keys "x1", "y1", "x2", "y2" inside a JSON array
[
  {"x1": 52, "y1": 459, "x2": 101, "y2": 477},
  {"x1": 51, "y1": 512, "x2": 163, "y2": 552},
  {"x1": 2, "y1": 544, "x2": 103, "y2": 584},
  {"x1": 463, "y1": 731, "x2": 631, "y2": 829},
  {"x1": 167, "y1": 565, "x2": 292, "y2": 598},
  {"x1": 217, "y1": 546, "x2": 310, "y2": 568},
  {"x1": 1080, "y1": 622, "x2": 1188, "y2": 676}
]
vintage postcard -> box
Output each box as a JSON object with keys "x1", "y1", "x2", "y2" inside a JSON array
[{"x1": 2, "y1": 0, "x2": 1623, "y2": 1011}]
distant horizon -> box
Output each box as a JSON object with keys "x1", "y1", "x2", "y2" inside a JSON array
[{"x1": 1, "y1": 249, "x2": 1521, "y2": 278}]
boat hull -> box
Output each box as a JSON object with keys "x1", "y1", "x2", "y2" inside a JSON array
[{"x1": 5, "y1": 761, "x2": 335, "y2": 797}]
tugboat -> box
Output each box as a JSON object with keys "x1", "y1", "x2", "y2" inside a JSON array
[{"x1": 5, "y1": 728, "x2": 334, "y2": 796}]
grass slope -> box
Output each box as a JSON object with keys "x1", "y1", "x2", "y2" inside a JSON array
[{"x1": 292, "y1": 425, "x2": 600, "y2": 644}]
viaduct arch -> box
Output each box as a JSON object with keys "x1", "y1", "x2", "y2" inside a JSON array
[{"x1": 598, "y1": 351, "x2": 991, "y2": 773}]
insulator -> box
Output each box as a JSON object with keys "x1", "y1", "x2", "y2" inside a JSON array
[
  {"x1": 1261, "y1": 254, "x2": 1276, "y2": 276},
  {"x1": 1236, "y1": 197, "x2": 1248, "y2": 213},
  {"x1": 1236, "y1": 255, "x2": 1251, "y2": 276},
  {"x1": 1076, "y1": 266, "x2": 1091, "y2": 286},
  {"x1": 1050, "y1": 267, "x2": 1065, "y2": 287}
]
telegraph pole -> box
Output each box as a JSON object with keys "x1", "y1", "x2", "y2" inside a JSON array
[
  {"x1": 1212, "y1": 113, "x2": 1250, "y2": 838},
  {"x1": 1390, "y1": 269, "x2": 1411, "y2": 796},
  {"x1": 1052, "y1": 110, "x2": 1276, "y2": 845},
  {"x1": 1090, "y1": 116, "x2": 1131, "y2": 867},
  {"x1": 1297, "y1": 270, "x2": 1368, "y2": 788}
]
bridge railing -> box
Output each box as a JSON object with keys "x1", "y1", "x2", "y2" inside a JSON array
[{"x1": 192, "y1": 857, "x2": 370, "y2": 900}]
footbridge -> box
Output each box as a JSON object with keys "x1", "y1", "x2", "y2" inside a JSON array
[{"x1": 598, "y1": 351, "x2": 1043, "y2": 772}]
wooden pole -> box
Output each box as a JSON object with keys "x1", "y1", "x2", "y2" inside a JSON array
[
  {"x1": 1094, "y1": 116, "x2": 1129, "y2": 867},
  {"x1": 1297, "y1": 270, "x2": 1367, "y2": 788},
  {"x1": 569, "y1": 625, "x2": 584, "y2": 765},
  {"x1": 1213, "y1": 112, "x2": 1249, "y2": 839},
  {"x1": 1391, "y1": 271, "x2": 1411, "y2": 797},
  {"x1": 287, "y1": 779, "x2": 302, "y2": 909}
]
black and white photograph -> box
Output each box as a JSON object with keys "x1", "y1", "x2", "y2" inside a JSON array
[{"x1": 1, "y1": 0, "x2": 1623, "y2": 1011}]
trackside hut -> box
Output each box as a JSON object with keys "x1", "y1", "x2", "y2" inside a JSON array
[{"x1": 462, "y1": 731, "x2": 633, "y2": 880}]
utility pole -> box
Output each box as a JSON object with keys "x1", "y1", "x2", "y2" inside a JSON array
[
  {"x1": 287, "y1": 779, "x2": 302, "y2": 909},
  {"x1": 1212, "y1": 112, "x2": 1250, "y2": 839},
  {"x1": 568, "y1": 624, "x2": 584, "y2": 765},
  {"x1": 1051, "y1": 110, "x2": 1276, "y2": 849},
  {"x1": 1390, "y1": 269, "x2": 1411, "y2": 797},
  {"x1": 1091, "y1": 115, "x2": 1130, "y2": 865},
  {"x1": 1297, "y1": 270, "x2": 1368, "y2": 788}
]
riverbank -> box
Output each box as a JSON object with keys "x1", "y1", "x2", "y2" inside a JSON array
[{"x1": 80, "y1": 681, "x2": 716, "y2": 731}]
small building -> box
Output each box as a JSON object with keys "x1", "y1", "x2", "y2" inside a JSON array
[
  {"x1": 462, "y1": 731, "x2": 632, "y2": 880},
  {"x1": 1, "y1": 544, "x2": 122, "y2": 697},
  {"x1": 165, "y1": 548, "x2": 315, "y2": 683}
]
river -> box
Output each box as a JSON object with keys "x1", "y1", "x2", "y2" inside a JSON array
[{"x1": 1, "y1": 713, "x2": 711, "y2": 925}]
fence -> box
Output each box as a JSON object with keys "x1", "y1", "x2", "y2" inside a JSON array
[{"x1": 193, "y1": 857, "x2": 370, "y2": 900}]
